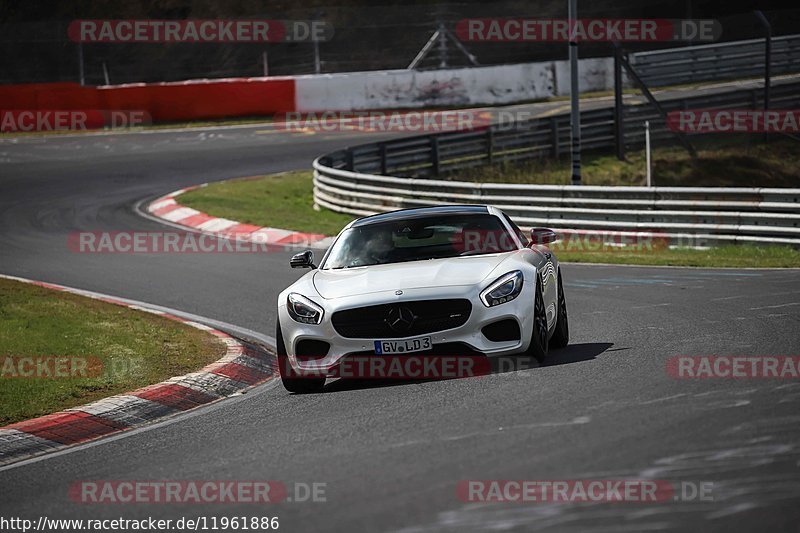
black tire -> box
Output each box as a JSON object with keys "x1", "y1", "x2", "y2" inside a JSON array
[
  {"x1": 276, "y1": 321, "x2": 325, "y2": 394},
  {"x1": 550, "y1": 270, "x2": 569, "y2": 349},
  {"x1": 526, "y1": 275, "x2": 549, "y2": 363}
]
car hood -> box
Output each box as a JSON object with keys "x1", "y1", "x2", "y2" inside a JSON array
[{"x1": 312, "y1": 254, "x2": 512, "y2": 299}]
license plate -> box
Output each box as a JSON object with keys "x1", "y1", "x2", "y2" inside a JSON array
[{"x1": 374, "y1": 336, "x2": 432, "y2": 355}]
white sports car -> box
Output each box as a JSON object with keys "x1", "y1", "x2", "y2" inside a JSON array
[{"x1": 276, "y1": 205, "x2": 568, "y2": 393}]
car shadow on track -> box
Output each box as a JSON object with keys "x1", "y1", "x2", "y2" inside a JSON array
[
  {"x1": 541, "y1": 342, "x2": 615, "y2": 367},
  {"x1": 320, "y1": 342, "x2": 614, "y2": 394}
]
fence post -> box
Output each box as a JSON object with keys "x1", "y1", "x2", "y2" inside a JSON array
[
  {"x1": 568, "y1": 0, "x2": 581, "y2": 184},
  {"x1": 550, "y1": 117, "x2": 560, "y2": 158},
  {"x1": 754, "y1": 11, "x2": 771, "y2": 111},
  {"x1": 78, "y1": 43, "x2": 85, "y2": 86},
  {"x1": 437, "y1": 22, "x2": 448, "y2": 69},
  {"x1": 614, "y1": 44, "x2": 625, "y2": 161},
  {"x1": 379, "y1": 144, "x2": 388, "y2": 175},
  {"x1": 346, "y1": 149, "x2": 355, "y2": 171},
  {"x1": 620, "y1": 53, "x2": 696, "y2": 158},
  {"x1": 431, "y1": 136, "x2": 440, "y2": 175},
  {"x1": 312, "y1": 12, "x2": 323, "y2": 74},
  {"x1": 645, "y1": 121, "x2": 652, "y2": 187},
  {"x1": 486, "y1": 129, "x2": 494, "y2": 164},
  {"x1": 754, "y1": 11, "x2": 772, "y2": 143}
]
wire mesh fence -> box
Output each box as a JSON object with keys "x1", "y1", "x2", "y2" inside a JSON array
[{"x1": 2, "y1": 3, "x2": 799, "y2": 85}]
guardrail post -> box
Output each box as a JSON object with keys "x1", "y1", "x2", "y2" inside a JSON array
[
  {"x1": 379, "y1": 144, "x2": 388, "y2": 175},
  {"x1": 431, "y1": 136, "x2": 440, "y2": 176},
  {"x1": 346, "y1": 149, "x2": 355, "y2": 171},
  {"x1": 486, "y1": 129, "x2": 494, "y2": 164},
  {"x1": 550, "y1": 117, "x2": 560, "y2": 158}
]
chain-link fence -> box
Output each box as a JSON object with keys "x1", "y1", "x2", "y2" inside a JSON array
[{"x1": 2, "y1": 3, "x2": 799, "y2": 85}]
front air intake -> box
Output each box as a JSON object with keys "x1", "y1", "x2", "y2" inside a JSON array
[{"x1": 481, "y1": 319, "x2": 521, "y2": 342}]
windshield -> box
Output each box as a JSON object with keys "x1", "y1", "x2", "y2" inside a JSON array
[{"x1": 322, "y1": 213, "x2": 518, "y2": 269}]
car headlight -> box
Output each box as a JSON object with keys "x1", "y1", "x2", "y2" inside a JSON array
[
  {"x1": 287, "y1": 293, "x2": 324, "y2": 324},
  {"x1": 480, "y1": 271, "x2": 524, "y2": 307}
]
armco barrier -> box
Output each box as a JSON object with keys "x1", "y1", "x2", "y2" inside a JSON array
[
  {"x1": 0, "y1": 77, "x2": 296, "y2": 122},
  {"x1": 313, "y1": 79, "x2": 800, "y2": 248},
  {"x1": 313, "y1": 164, "x2": 800, "y2": 247},
  {"x1": 631, "y1": 34, "x2": 800, "y2": 87},
  {"x1": 315, "y1": 80, "x2": 800, "y2": 179}
]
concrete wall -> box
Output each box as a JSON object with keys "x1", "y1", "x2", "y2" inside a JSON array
[
  {"x1": 295, "y1": 57, "x2": 614, "y2": 112},
  {"x1": 1, "y1": 58, "x2": 617, "y2": 129},
  {"x1": 552, "y1": 57, "x2": 615, "y2": 96}
]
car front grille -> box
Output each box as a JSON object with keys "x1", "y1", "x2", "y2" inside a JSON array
[{"x1": 331, "y1": 299, "x2": 472, "y2": 339}]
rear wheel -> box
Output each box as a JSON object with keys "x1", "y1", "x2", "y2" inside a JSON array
[
  {"x1": 276, "y1": 321, "x2": 325, "y2": 394},
  {"x1": 526, "y1": 275, "x2": 549, "y2": 363},
  {"x1": 550, "y1": 270, "x2": 570, "y2": 349}
]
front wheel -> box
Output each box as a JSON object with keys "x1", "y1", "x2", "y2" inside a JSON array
[
  {"x1": 526, "y1": 275, "x2": 549, "y2": 363},
  {"x1": 276, "y1": 321, "x2": 325, "y2": 394},
  {"x1": 550, "y1": 270, "x2": 569, "y2": 349}
]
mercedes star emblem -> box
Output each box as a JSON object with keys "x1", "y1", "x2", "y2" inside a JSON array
[{"x1": 385, "y1": 306, "x2": 416, "y2": 332}]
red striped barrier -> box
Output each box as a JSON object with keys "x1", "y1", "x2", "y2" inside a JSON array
[{"x1": 0, "y1": 77, "x2": 296, "y2": 125}]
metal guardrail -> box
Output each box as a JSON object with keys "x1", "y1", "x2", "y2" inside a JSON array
[
  {"x1": 630, "y1": 34, "x2": 800, "y2": 88},
  {"x1": 318, "y1": 80, "x2": 800, "y2": 178},
  {"x1": 313, "y1": 168, "x2": 800, "y2": 246},
  {"x1": 313, "y1": 79, "x2": 800, "y2": 247}
]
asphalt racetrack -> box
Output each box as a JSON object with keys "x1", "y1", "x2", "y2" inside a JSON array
[{"x1": 1, "y1": 115, "x2": 799, "y2": 532}]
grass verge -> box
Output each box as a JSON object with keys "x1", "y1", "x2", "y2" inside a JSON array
[
  {"x1": 0, "y1": 278, "x2": 225, "y2": 425},
  {"x1": 554, "y1": 244, "x2": 800, "y2": 268},
  {"x1": 447, "y1": 139, "x2": 800, "y2": 187},
  {"x1": 180, "y1": 172, "x2": 353, "y2": 236},
  {"x1": 177, "y1": 171, "x2": 800, "y2": 268}
]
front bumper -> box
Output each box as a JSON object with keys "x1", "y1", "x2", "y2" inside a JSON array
[{"x1": 277, "y1": 283, "x2": 535, "y2": 376}]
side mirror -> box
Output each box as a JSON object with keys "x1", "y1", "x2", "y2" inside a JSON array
[
  {"x1": 290, "y1": 250, "x2": 316, "y2": 269},
  {"x1": 530, "y1": 227, "x2": 559, "y2": 245}
]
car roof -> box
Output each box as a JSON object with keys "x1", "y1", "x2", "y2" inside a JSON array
[{"x1": 349, "y1": 205, "x2": 492, "y2": 228}]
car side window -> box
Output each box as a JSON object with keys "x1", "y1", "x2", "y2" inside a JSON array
[{"x1": 503, "y1": 214, "x2": 528, "y2": 246}]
